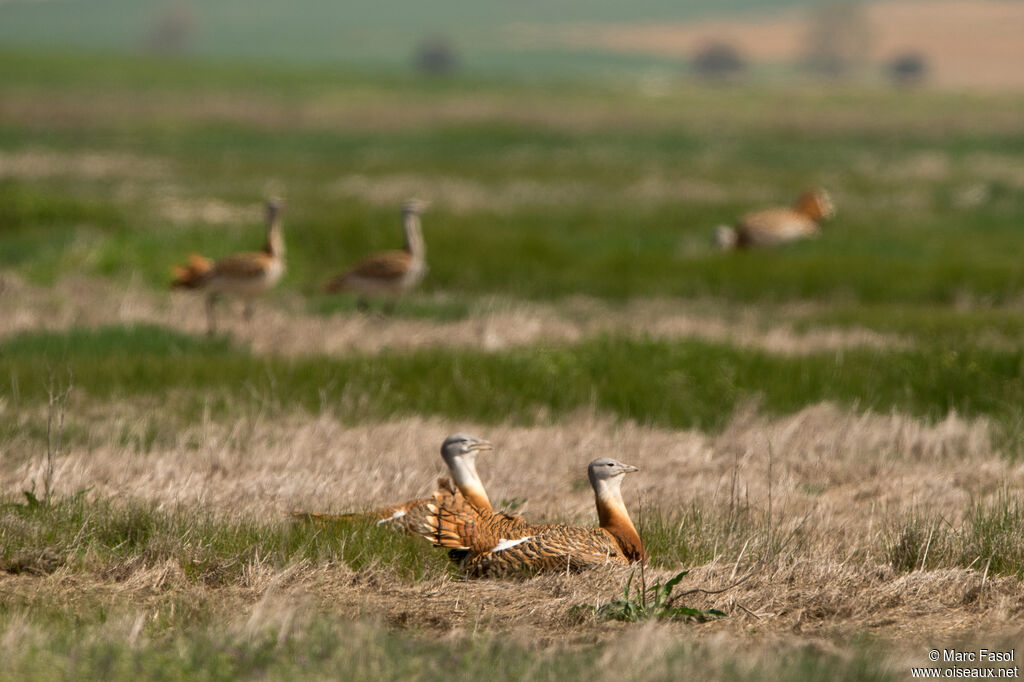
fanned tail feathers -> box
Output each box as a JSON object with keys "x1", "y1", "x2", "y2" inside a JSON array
[{"x1": 170, "y1": 253, "x2": 214, "y2": 289}]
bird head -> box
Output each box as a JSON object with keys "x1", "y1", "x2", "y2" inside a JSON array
[
  {"x1": 265, "y1": 198, "x2": 286, "y2": 220},
  {"x1": 440, "y1": 433, "x2": 493, "y2": 465},
  {"x1": 796, "y1": 189, "x2": 834, "y2": 221},
  {"x1": 402, "y1": 198, "x2": 430, "y2": 216},
  {"x1": 587, "y1": 457, "x2": 639, "y2": 489}
]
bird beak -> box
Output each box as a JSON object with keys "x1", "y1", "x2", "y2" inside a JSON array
[
  {"x1": 472, "y1": 440, "x2": 493, "y2": 452},
  {"x1": 620, "y1": 463, "x2": 639, "y2": 473}
]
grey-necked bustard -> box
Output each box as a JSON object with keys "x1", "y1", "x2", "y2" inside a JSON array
[
  {"x1": 323, "y1": 199, "x2": 428, "y2": 312},
  {"x1": 171, "y1": 199, "x2": 285, "y2": 335},
  {"x1": 715, "y1": 189, "x2": 834, "y2": 250},
  {"x1": 427, "y1": 457, "x2": 646, "y2": 575}
]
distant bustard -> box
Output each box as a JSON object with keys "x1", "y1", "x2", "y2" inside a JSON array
[
  {"x1": 323, "y1": 199, "x2": 428, "y2": 312},
  {"x1": 291, "y1": 433, "x2": 494, "y2": 539},
  {"x1": 171, "y1": 199, "x2": 285, "y2": 336},
  {"x1": 427, "y1": 457, "x2": 646, "y2": 575},
  {"x1": 715, "y1": 189, "x2": 834, "y2": 250}
]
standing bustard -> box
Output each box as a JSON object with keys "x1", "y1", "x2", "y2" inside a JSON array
[
  {"x1": 291, "y1": 433, "x2": 495, "y2": 539},
  {"x1": 323, "y1": 199, "x2": 428, "y2": 312},
  {"x1": 171, "y1": 199, "x2": 285, "y2": 336},
  {"x1": 427, "y1": 457, "x2": 646, "y2": 575},
  {"x1": 715, "y1": 189, "x2": 834, "y2": 250}
]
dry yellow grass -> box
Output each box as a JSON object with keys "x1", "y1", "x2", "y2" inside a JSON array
[
  {"x1": 3, "y1": 390, "x2": 1022, "y2": 647},
  {"x1": 4, "y1": 402, "x2": 1005, "y2": 525},
  {"x1": 0, "y1": 274, "x2": 901, "y2": 356}
]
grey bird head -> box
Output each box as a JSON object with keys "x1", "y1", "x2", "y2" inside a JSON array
[
  {"x1": 402, "y1": 198, "x2": 430, "y2": 216},
  {"x1": 440, "y1": 433, "x2": 493, "y2": 463},
  {"x1": 588, "y1": 457, "x2": 639, "y2": 487},
  {"x1": 265, "y1": 198, "x2": 285, "y2": 219}
]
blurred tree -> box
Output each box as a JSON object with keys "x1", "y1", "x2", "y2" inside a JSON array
[
  {"x1": 413, "y1": 37, "x2": 459, "y2": 76},
  {"x1": 887, "y1": 51, "x2": 928, "y2": 87},
  {"x1": 144, "y1": 2, "x2": 197, "y2": 55},
  {"x1": 691, "y1": 42, "x2": 747, "y2": 83},
  {"x1": 802, "y1": 1, "x2": 872, "y2": 79}
]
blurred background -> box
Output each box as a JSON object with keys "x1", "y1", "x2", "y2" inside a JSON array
[
  {"x1": 1, "y1": 0, "x2": 1023, "y2": 350},
  {"x1": 0, "y1": 0, "x2": 1021, "y2": 88},
  {"x1": 0, "y1": 0, "x2": 1019, "y2": 87}
]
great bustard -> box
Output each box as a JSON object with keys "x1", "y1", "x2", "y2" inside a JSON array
[
  {"x1": 427, "y1": 457, "x2": 646, "y2": 575},
  {"x1": 323, "y1": 199, "x2": 428, "y2": 312},
  {"x1": 291, "y1": 433, "x2": 494, "y2": 539},
  {"x1": 171, "y1": 199, "x2": 285, "y2": 336},
  {"x1": 715, "y1": 189, "x2": 834, "y2": 250}
]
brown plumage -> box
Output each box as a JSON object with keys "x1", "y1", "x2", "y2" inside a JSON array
[
  {"x1": 291, "y1": 434, "x2": 494, "y2": 541},
  {"x1": 715, "y1": 189, "x2": 834, "y2": 250},
  {"x1": 426, "y1": 457, "x2": 646, "y2": 576},
  {"x1": 323, "y1": 199, "x2": 427, "y2": 311},
  {"x1": 171, "y1": 199, "x2": 286, "y2": 335}
]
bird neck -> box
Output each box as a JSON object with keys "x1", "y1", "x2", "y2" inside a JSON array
[
  {"x1": 794, "y1": 192, "x2": 829, "y2": 222},
  {"x1": 445, "y1": 453, "x2": 492, "y2": 512},
  {"x1": 402, "y1": 211, "x2": 425, "y2": 262},
  {"x1": 264, "y1": 212, "x2": 285, "y2": 258},
  {"x1": 594, "y1": 481, "x2": 646, "y2": 562}
]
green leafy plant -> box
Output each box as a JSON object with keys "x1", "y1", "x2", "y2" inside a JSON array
[{"x1": 578, "y1": 568, "x2": 726, "y2": 623}]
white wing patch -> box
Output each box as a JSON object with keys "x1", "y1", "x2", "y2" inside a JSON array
[
  {"x1": 492, "y1": 536, "x2": 531, "y2": 552},
  {"x1": 377, "y1": 509, "x2": 406, "y2": 525}
]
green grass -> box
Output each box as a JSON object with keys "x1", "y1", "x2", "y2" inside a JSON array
[
  {"x1": 1, "y1": 49, "x2": 1022, "y2": 308},
  {"x1": 0, "y1": 492, "x2": 451, "y2": 584},
  {"x1": 885, "y1": 492, "x2": 1024, "y2": 578},
  {"x1": 3, "y1": 325, "x2": 1024, "y2": 440},
  {"x1": 797, "y1": 304, "x2": 1024, "y2": 347},
  {"x1": 306, "y1": 293, "x2": 472, "y2": 321}
]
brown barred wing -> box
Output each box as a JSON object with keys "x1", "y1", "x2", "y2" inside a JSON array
[
  {"x1": 464, "y1": 525, "x2": 628, "y2": 577},
  {"x1": 427, "y1": 483, "x2": 534, "y2": 553}
]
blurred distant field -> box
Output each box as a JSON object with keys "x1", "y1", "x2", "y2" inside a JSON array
[
  {"x1": 2, "y1": 50, "x2": 1022, "y2": 304},
  {"x1": 0, "y1": 0, "x2": 811, "y2": 74},
  {"x1": 2, "y1": 46, "x2": 1024, "y2": 681}
]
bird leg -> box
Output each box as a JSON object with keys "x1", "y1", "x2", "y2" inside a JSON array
[{"x1": 205, "y1": 294, "x2": 218, "y2": 337}]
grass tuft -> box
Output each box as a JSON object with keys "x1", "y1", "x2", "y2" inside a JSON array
[
  {"x1": 579, "y1": 569, "x2": 726, "y2": 623},
  {"x1": 0, "y1": 493, "x2": 451, "y2": 584},
  {"x1": 884, "y1": 493, "x2": 1024, "y2": 577}
]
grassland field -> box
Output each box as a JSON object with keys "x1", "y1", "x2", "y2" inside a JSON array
[{"x1": 2, "y1": 48, "x2": 1024, "y2": 680}]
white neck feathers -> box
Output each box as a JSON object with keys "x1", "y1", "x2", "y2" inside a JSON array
[
  {"x1": 265, "y1": 213, "x2": 285, "y2": 258},
  {"x1": 444, "y1": 451, "x2": 492, "y2": 512},
  {"x1": 593, "y1": 477, "x2": 630, "y2": 526},
  {"x1": 402, "y1": 211, "x2": 425, "y2": 263}
]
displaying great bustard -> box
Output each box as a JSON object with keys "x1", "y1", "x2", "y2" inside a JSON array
[
  {"x1": 427, "y1": 457, "x2": 646, "y2": 575},
  {"x1": 323, "y1": 199, "x2": 428, "y2": 312},
  {"x1": 291, "y1": 433, "x2": 494, "y2": 539},
  {"x1": 171, "y1": 199, "x2": 285, "y2": 335},
  {"x1": 715, "y1": 189, "x2": 834, "y2": 250}
]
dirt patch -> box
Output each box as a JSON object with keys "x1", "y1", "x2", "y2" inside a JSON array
[{"x1": 513, "y1": 0, "x2": 1024, "y2": 91}]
